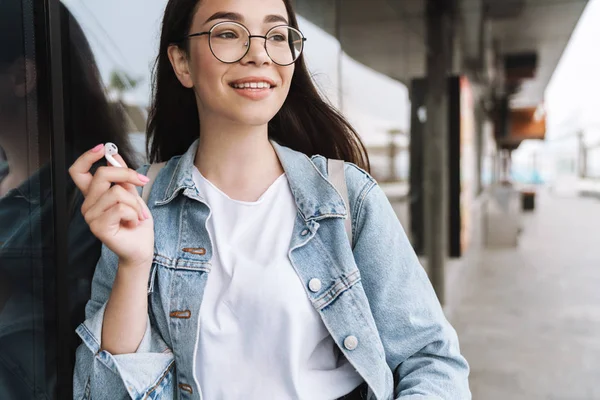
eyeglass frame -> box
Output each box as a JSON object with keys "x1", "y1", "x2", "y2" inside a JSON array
[{"x1": 183, "y1": 21, "x2": 307, "y2": 66}]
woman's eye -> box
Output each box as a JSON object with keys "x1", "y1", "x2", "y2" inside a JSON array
[
  {"x1": 268, "y1": 34, "x2": 286, "y2": 42},
  {"x1": 217, "y1": 31, "x2": 238, "y2": 39}
]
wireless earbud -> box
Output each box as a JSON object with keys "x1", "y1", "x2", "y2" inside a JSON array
[{"x1": 104, "y1": 142, "x2": 123, "y2": 168}]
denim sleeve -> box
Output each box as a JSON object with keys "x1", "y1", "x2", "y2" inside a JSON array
[
  {"x1": 73, "y1": 243, "x2": 175, "y2": 400},
  {"x1": 351, "y1": 182, "x2": 471, "y2": 400}
]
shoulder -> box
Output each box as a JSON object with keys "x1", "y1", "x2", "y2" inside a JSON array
[
  {"x1": 309, "y1": 154, "x2": 380, "y2": 217},
  {"x1": 310, "y1": 154, "x2": 376, "y2": 189},
  {"x1": 135, "y1": 156, "x2": 183, "y2": 196},
  {"x1": 135, "y1": 155, "x2": 182, "y2": 175}
]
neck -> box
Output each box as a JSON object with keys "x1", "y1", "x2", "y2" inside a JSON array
[
  {"x1": 194, "y1": 119, "x2": 284, "y2": 202},
  {"x1": 0, "y1": 143, "x2": 28, "y2": 196}
]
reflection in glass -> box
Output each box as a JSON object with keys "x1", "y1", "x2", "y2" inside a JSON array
[{"x1": 0, "y1": 1, "x2": 137, "y2": 398}]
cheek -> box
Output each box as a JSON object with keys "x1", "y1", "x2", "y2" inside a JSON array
[
  {"x1": 191, "y1": 52, "x2": 214, "y2": 86},
  {"x1": 190, "y1": 52, "x2": 226, "y2": 101},
  {"x1": 279, "y1": 66, "x2": 294, "y2": 96}
]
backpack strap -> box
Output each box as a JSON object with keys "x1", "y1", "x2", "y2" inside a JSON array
[
  {"x1": 327, "y1": 159, "x2": 352, "y2": 246},
  {"x1": 141, "y1": 162, "x2": 167, "y2": 204}
]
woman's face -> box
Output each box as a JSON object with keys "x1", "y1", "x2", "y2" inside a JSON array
[
  {"x1": 0, "y1": 58, "x2": 29, "y2": 126},
  {"x1": 174, "y1": 0, "x2": 295, "y2": 127}
]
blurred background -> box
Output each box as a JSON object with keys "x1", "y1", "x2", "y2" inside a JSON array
[{"x1": 1, "y1": 0, "x2": 599, "y2": 398}]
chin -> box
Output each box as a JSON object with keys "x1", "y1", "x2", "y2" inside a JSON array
[
  {"x1": 227, "y1": 105, "x2": 281, "y2": 126},
  {"x1": 235, "y1": 112, "x2": 275, "y2": 127}
]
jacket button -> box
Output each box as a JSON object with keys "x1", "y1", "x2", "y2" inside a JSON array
[
  {"x1": 182, "y1": 247, "x2": 206, "y2": 255},
  {"x1": 301, "y1": 229, "x2": 309, "y2": 236},
  {"x1": 178, "y1": 383, "x2": 193, "y2": 394},
  {"x1": 308, "y1": 278, "x2": 322, "y2": 292},
  {"x1": 344, "y1": 335, "x2": 358, "y2": 350}
]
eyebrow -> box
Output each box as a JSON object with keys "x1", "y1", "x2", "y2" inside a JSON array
[{"x1": 205, "y1": 11, "x2": 289, "y2": 25}]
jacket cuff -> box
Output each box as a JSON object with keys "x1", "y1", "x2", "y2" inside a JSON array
[{"x1": 76, "y1": 303, "x2": 175, "y2": 399}]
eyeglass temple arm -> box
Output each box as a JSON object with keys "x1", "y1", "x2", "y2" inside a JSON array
[{"x1": 186, "y1": 32, "x2": 209, "y2": 39}]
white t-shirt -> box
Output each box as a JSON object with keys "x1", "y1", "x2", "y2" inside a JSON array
[{"x1": 192, "y1": 167, "x2": 364, "y2": 399}]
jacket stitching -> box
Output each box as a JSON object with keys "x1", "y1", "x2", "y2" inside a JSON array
[
  {"x1": 278, "y1": 151, "x2": 347, "y2": 219},
  {"x1": 83, "y1": 376, "x2": 91, "y2": 400},
  {"x1": 78, "y1": 323, "x2": 100, "y2": 354},
  {"x1": 153, "y1": 254, "x2": 211, "y2": 270},
  {"x1": 312, "y1": 157, "x2": 376, "y2": 248},
  {"x1": 353, "y1": 180, "x2": 377, "y2": 248},
  {"x1": 314, "y1": 269, "x2": 361, "y2": 310},
  {"x1": 163, "y1": 156, "x2": 182, "y2": 201},
  {"x1": 346, "y1": 181, "x2": 391, "y2": 364},
  {"x1": 142, "y1": 359, "x2": 175, "y2": 399}
]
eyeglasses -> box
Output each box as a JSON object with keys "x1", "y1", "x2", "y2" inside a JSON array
[{"x1": 185, "y1": 21, "x2": 306, "y2": 66}]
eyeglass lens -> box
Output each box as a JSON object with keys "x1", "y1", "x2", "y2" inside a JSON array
[{"x1": 209, "y1": 22, "x2": 303, "y2": 65}]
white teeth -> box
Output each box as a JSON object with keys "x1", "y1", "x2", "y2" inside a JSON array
[{"x1": 232, "y1": 82, "x2": 271, "y2": 89}]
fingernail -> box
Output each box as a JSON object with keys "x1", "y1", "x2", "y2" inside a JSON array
[
  {"x1": 91, "y1": 144, "x2": 104, "y2": 152},
  {"x1": 138, "y1": 173, "x2": 150, "y2": 183}
]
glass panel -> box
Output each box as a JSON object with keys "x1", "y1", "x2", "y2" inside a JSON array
[
  {"x1": 0, "y1": 0, "x2": 58, "y2": 397},
  {"x1": 1, "y1": 0, "x2": 144, "y2": 397},
  {"x1": 62, "y1": 0, "x2": 169, "y2": 164}
]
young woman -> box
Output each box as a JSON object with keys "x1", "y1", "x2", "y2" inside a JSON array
[{"x1": 71, "y1": 0, "x2": 470, "y2": 398}]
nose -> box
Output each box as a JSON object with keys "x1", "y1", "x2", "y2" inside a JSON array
[{"x1": 240, "y1": 36, "x2": 271, "y2": 66}]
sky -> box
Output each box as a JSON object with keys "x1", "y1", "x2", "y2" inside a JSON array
[
  {"x1": 514, "y1": 0, "x2": 600, "y2": 177},
  {"x1": 545, "y1": 0, "x2": 600, "y2": 141}
]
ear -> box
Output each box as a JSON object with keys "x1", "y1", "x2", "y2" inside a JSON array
[
  {"x1": 168, "y1": 45, "x2": 194, "y2": 89},
  {"x1": 11, "y1": 57, "x2": 37, "y2": 98}
]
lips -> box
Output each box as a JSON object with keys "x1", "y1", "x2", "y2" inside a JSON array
[
  {"x1": 231, "y1": 81, "x2": 272, "y2": 89},
  {"x1": 229, "y1": 77, "x2": 276, "y2": 89}
]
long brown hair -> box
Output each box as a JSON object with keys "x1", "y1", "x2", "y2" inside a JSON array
[{"x1": 147, "y1": 0, "x2": 370, "y2": 171}]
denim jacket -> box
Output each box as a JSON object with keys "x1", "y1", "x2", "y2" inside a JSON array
[{"x1": 73, "y1": 139, "x2": 470, "y2": 400}]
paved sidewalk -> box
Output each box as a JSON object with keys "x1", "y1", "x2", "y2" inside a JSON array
[{"x1": 450, "y1": 191, "x2": 600, "y2": 400}]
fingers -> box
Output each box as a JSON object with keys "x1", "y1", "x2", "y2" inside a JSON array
[
  {"x1": 69, "y1": 144, "x2": 107, "y2": 195},
  {"x1": 88, "y1": 202, "x2": 141, "y2": 237},
  {"x1": 85, "y1": 166, "x2": 150, "y2": 207},
  {"x1": 109, "y1": 154, "x2": 139, "y2": 195},
  {"x1": 83, "y1": 184, "x2": 148, "y2": 222},
  {"x1": 69, "y1": 144, "x2": 139, "y2": 197}
]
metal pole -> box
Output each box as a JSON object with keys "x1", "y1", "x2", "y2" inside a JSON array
[
  {"x1": 578, "y1": 131, "x2": 587, "y2": 178},
  {"x1": 424, "y1": 0, "x2": 455, "y2": 304}
]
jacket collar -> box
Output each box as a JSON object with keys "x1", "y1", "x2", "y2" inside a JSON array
[
  {"x1": 1, "y1": 163, "x2": 52, "y2": 205},
  {"x1": 159, "y1": 138, "x2": 347, "y2": 221}
]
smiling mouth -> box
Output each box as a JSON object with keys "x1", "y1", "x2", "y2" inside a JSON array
[{"x1": 229, "y1": 81, "x2": 275, "y2": 90}]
